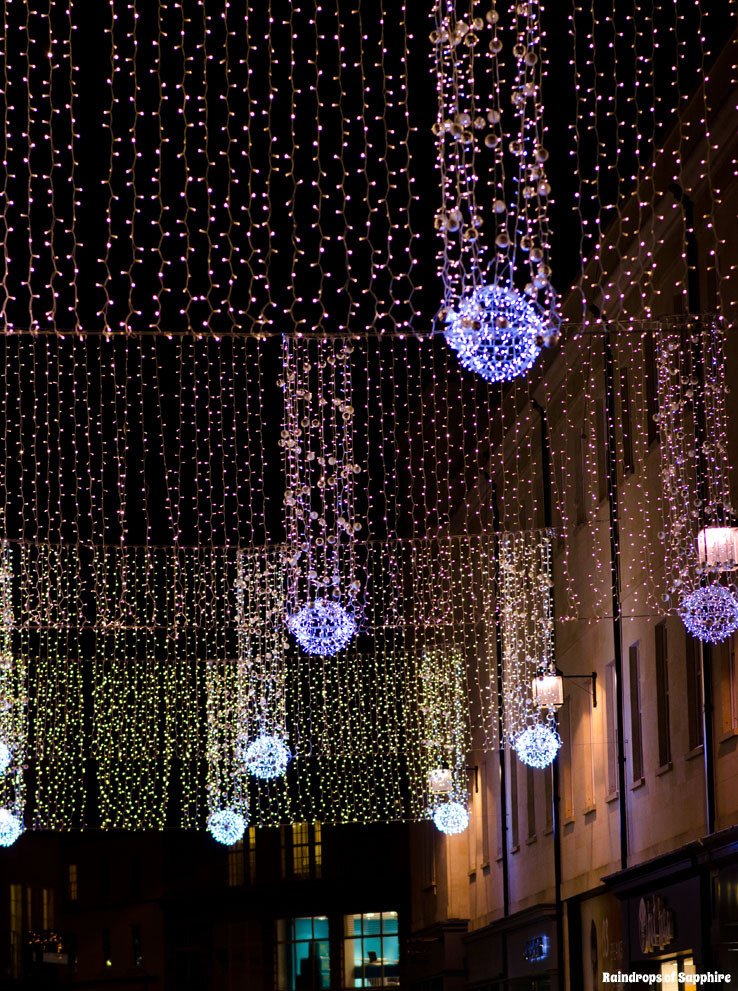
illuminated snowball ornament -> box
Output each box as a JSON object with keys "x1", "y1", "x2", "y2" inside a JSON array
[
  {"x1": 238, "y1": 733, "x2": 291, "y2": 780},
  {"x1": 287, "y1": 598, "x2": 357, "y2": 656},
  {"x1": 0, "y1": 808, "x2": 23, "y2": 847},
  {"x1": 444, "y1": 283, "x2": 548, "y2": 384},
  {"x1": 679, "y1": 583, "x2": 738, "y2": 644},
  {"x1": 513, "y1": 722, "x2": 562, "y2": 769},
  {"x1": 0, "y1": 741, "x2": 10, "y2": 775},
  {"x1": 207, "y1": 808, "x2": 247, "y2": 846},
  {"x1": 431, "y1": 800, "x2": 470, "y2": 835}
]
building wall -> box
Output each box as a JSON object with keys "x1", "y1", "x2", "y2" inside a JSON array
[{"x1": 408, "y1": 31, "x2": 738, "y2": 991}]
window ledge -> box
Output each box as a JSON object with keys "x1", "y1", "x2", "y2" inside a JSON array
[
  {"x1": 510, "y1": 844, "x2": 520, "y2": 855},
  {"x1": 543, "y1": 826, "x2": 554, "y2": 836},
  {"x1": 468, "y1": 869, "x2": 477, "y2": 880},
  {"x1": 656, "y1": 761, "x2": 673, "y2": 777},
  {"x1": 421, "y1": 883, "x2": 437, "y2": 894},
  {"x1": 631, "y1": 776, "x2": 646, "y2": 791},
  {"x1": 685, "y1": 744, "x2": 704, "y2": 761},
  {"x1": 719, "y1": 727, "x2": 738, "y2": 744},
  {"x1": 480, "y1": 860, "x2": 490, "y2": 870},
  {"x1": 563, "y1": 814, "x2": 575, "y2": 826},
  {"x1": 583, "y1": 803, "x2": 596, "y2": 815},
  {"x1": 605, "y1": 791, "x2": 619, "y2": 804},
  {"x1": 526, "y1": 834, "x2": 537, "y2": 846}
]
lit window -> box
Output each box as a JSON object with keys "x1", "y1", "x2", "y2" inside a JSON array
[
  {"x1": 227, "y1": 839, "x2": 245, "y2": 887},
  {"x1": 281, "y1": 822, "x2": 322, "y2": 880},
  {"x1": 277, "y1": 917, "x2": 330, "y2": 991},
  {"x1": 67, "y1": 865, "x2": 78, "y2": 902},
  {"x1": 42, "y1": 888, "x2": 54, "y2": 930},
  {"x1": 343, "y1": 912, "x2": 400, "y2": 988}
]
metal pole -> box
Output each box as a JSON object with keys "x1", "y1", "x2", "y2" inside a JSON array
[
  {"x1": 490, "y1": 483, "x2": 510, "y2": 928},
  {"x1": 531, "y1": 399, "x2": 564, "y2": 991},
  {"x1": 602, "y1": 325, "x2": 629, "y2": 870}
]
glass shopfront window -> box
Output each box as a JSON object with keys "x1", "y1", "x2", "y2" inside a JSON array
[
  {"x1": 343, "y1": 912, "x2": 399, "y2": 988},
  {"x1": 277, "y1": 917, "x2": 331, "y2": 991}
]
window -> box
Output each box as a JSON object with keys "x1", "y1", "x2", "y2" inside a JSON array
[
  {"x1": 228, "y1": 839, "x2": 245, "y2": 887},
  {"x1": 42, "y1": 888, "x2": 54, "y2": 930},
  {"x1": 277, "y1": 917, "x2": 331, "y2": 991},
  {"x1": 619, "y1": 367, "x2": 634, "y2": 475},
  {"x1": 560, "y1": 700, "x2": 573, "y2": 818},
  {"x1": 544, "y1": 761, "x2": 553, "y2": 831},
  {"x1": 722, "y1": 634, "x2": 738, "y2": 735},
  {"x1": 655, "y1": 623, "x2": 671, "y2": 766},
  {"x1": 343, "y1": 912, "x2": 399, "y2": 989},
  {"x1": 420, "y1": 821, "x2": 436, "y2": 889},
  {"x1": 26, "y1": 886, "x2": 33, "y2": 930},
  {"x1": 584, "y1": 690, "x2": 596, "y2": 808},
  {"x1": 10, "y1": 884, "x2": 22, "y2": 979},
  {"x1": 480, "y1": 761, "x2": 490, "y2": 864},
  {"x1": 629, "y1": 644, "x2": 644, "y2": 781},
  {"x1": 229, "y1": 827, "x2": 258, "y2": 885},
  {"x1": 606, "y1": 661, "x2": 619, "y2": 795},
  {"x1": 526, "y1": 765, "x2": 536, "y2": 840},
  {"x1": 102, "y1": 927, "x2": 112, "y2": 968},
  {"x1": 685, "y1": 631, "x2": 703, "y2": 750},
  {"x1": 132, "y1": 924, "x2": 142, "y2": 967},
  {"x1": 508, "y1": 750, "x2": 519, "y2": 851},
  {"x1": 281, "y1": 822, "x2": 322, "y2": 880},
  {"x1": 67, "y1": 864, "x2": 78, "y2": 901}
]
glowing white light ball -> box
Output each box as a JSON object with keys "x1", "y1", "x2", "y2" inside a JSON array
[
  {"x1": 513, "y1": 723, "x2": 562, "y2": 769},
  {"x1": 287, "y1": 598, "x2": 357, "y2": 655},
  {"x1": 0, "y1": 741, "x2": 11, "y2": 775},
  {"x1": 207, "y1": 808, "x2": 246, "y2": 846},
  {"x1": 238, "y1": 734, "x2": 291, "y2": 780},
  {"x1": 431, "y1": 801, "x2": 470, "y2": 835},
  {"x1": 0, "y1": 809, "x2": 23, "y2": 847},
  {"x1": 679, "y1": 583, "x2": 738, "y2": 644},
  {"x1": 444, "y1": 283, "x2": 547, "y2": 383}
]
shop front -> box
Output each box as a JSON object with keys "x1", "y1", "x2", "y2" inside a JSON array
[{"x1": 464, "y1": 904, "x2": 557, "y2": 991}]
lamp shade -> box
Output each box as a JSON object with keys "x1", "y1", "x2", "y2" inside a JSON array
[
  {"x1": 697, "y1": 527, "x2": 738, "y2": 571},
  {"x1": 531, "y1": 674, "x2": 564, "y2": 708},
  {"x1": 429, "y1": 768, "x2": 453, "y2": 795}
]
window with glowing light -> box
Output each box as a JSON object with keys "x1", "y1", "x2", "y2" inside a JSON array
[
  {"x1": 685, "y1": 632, "x2": 703, "y2": 751},
  {"x1": 343, "y1": 912, "x2": 400, "y2": 989},
  {"x1": 277, "y1": 917, "x2": 331, "y2": 991},
  {"x1": 281, "y1": 822, "x2": 322, "y2": 881}
]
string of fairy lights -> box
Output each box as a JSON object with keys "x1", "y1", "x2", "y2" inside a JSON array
[{"x1": 0, "y1": 0, "x2": 734, "y2": 845}]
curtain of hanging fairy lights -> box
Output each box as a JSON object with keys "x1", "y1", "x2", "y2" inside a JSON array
[
  {"x1": 280, "y1": 337, "x2": 363, "y2": 656},
  {"x1": 499, "y1": 528, "x2": 561, "y2": 769},
  {"x1": 0, "y1": 546, "x2": 24, "y2": 846},
  {"x1": 432, "y1": 0, "x2": 559, "y2": 385},
  {"x1": 655, "y1": 318, "x2": 738, "y2": 644}
]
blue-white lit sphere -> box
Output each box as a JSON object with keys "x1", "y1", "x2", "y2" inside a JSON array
[
  {"x1": 513, "y1": 723, "x2": 562, "y2": 769},
  {"x1": 444, "y1": 283, "x2": 547, "y2": 383},
  {"x1": 207, "y1": 808, "x2": 247, "y2": 846},
  {"x1": 238, "y1": 734, "x2": 291, "y2": 780},
  {"x1": 0, "y1": 809, "x2": 23, "y2": 847},
  {"x1": 679, "y1": 583, "x2": 738, "y2": 644},
  {"x1": 432, "y1": 801, "x2": 470, "y2": 835},
  {"x1": 287, "y1": 598, "x2": 357, "y2": 655},
  {"x1": 0, "y1": 741, "x2": 11, "y2": 775}
]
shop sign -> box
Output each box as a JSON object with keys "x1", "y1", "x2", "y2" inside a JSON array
[
  {"x1": 638, "y1": 895, "x2": 674, "y2": 954},
  {"x1": 523, "y1": 935, "x2": 549, "y2": 962}
]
